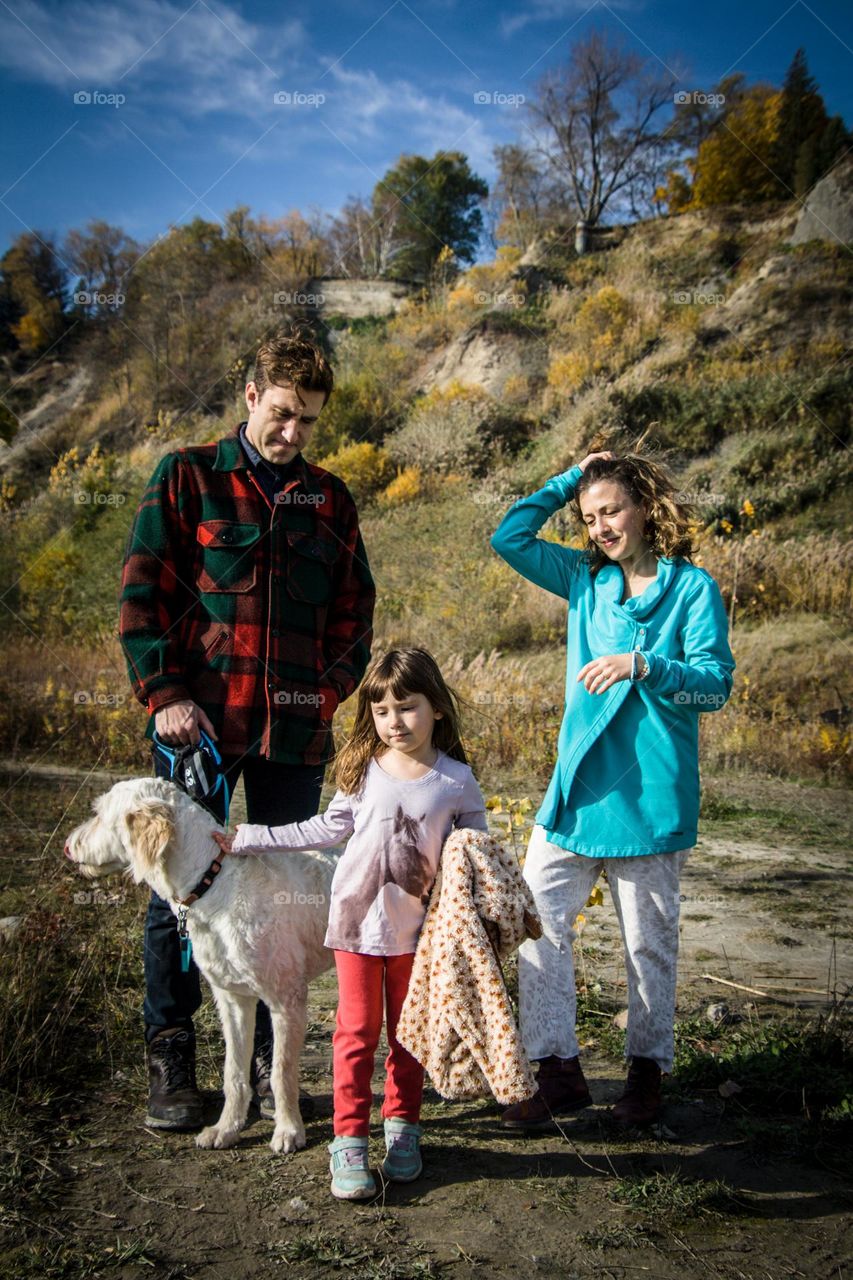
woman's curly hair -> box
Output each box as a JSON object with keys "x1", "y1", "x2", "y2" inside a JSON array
[{"x1": 572, "y1": 452, "x2": 698, "y2": 576}]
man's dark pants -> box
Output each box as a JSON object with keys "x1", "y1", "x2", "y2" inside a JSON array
[{"x1": 144, "y1": 754, "x2": 325, "y2": 1045}]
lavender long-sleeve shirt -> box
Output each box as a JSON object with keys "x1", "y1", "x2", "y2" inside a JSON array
[{"x1": 233, "y1": 751, "x2": 488, "y2": 954}]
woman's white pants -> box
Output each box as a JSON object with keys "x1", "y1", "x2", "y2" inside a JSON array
[{"x1": 518, "y1": 825, "x2": 690, "y2": 1073}]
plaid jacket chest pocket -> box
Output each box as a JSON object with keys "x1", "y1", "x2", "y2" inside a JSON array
[
  {"x1": 196, "y1": 520, "x2": 262, "y2": 593},
  {"x1": 286, "y1": 530, "x2": 338, "y2": 603}
]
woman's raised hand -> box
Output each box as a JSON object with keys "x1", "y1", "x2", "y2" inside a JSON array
[{"x1": 577, "y1": 450, "x2": 616, "y2": 472}]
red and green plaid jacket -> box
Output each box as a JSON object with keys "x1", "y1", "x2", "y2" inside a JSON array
[{"x1": 119, "y1": 426, "x2": 375, "y2": 766}]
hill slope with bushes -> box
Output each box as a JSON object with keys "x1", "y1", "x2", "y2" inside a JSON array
[{"x1": 0, "y1": 189, "x2": 850, "y2": 787}]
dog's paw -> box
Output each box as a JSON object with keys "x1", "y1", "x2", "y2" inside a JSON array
[
  {"x1": 196, "y1": 1125, "x2": 240, "y2": 1150},
  {"x1": 270, "y1": 1123, "x2": 306, "y2": 1154}
]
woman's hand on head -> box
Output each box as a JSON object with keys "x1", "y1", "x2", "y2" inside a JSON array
[
  {"x1": 577, "y1": 450, "x2": 616, "y2": 472},
  {"x1": 577, "y1": 653, "x2": 634, "y2": 694}
]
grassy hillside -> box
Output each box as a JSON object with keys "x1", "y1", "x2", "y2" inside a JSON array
[{"x1": 0, "y1": 198, "x2": 850, "y2": 785}]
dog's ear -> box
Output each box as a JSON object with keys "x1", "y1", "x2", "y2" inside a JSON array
[{"x1": 123, "y1": 801, "x2": 175, "y2": 881}]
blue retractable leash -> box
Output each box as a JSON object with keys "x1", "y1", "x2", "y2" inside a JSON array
[
  {"x1": 151, "y1": 729, "x2": 232, "y2": 971},
  {"x1": 151, "y1": 728, "x2": 231, "y2": 821}
]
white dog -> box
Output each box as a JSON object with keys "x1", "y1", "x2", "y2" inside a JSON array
[{"x1": 65, "y1": 776, "x2": 335, "y2": 1154}]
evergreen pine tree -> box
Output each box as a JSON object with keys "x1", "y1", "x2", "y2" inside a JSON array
[
  {"x1": 813, "y1": 116, "x2": 852, "y2": 190},
  {"x1": 774, "y1": 48, "x2": 827, "y2": 193}
]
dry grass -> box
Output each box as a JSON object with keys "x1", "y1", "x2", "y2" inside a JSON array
[
  {"x1": 0, "y1": 639, "x2": 149, "y2": 769},
  {"x1": 697, "y1": 533, "x2": 853, "y2": 623}
]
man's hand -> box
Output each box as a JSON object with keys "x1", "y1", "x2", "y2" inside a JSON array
[
  {"x1": 154, "y1": 700, "x2": 218, "y2": 746},
  {"x1": 577, "y1": 653, "x2": 634, "y2": 694}
]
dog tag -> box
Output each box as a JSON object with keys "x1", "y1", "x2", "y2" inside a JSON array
[{"x1": 180, "y1": 934, "x2": 193, "y2": 973}]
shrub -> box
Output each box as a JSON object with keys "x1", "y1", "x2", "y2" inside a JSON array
[
  {"x1": 547, "y1": 285, "x2": 639, "y2": 398},
  {"x1": 480, "y1": 307, "x2": 547, "y2": 337},
  {"x1": 502, "y1": 374, "x2": 530, "y2": 403},
  {"x1": 609, "y1": 368, "x2": 853, "y2": 459},
  {"x1": 47, "y1": 443, "x2": 123, "y2": 528},
  {"x1": 379, "y1": 466, "x2": 423, "y2": 507},
  {"x1": 0, "y1": 639, "x2": 148, "y2": 768},
  {"x1": 0, "y1": 476, "x2": 17, "y2": 512},
  {"x1": 575, "y1": 284, "x2": 632, "y2": 338},
  {"x1": 17, "y1": 532, "x2": 83, "y2": 634},
  {"x1": 447, "y1": 248, "x2": 525, "y2": 312},
  {"x1": 315, "y1": 440, "x2": 392, "y2": 505},
  {"x1": 387, "y1": 298, "x2": 453, "y2": 353},
  {"x1": 548, "y1": 350, "x2": 597, "y2": 397},
  {"x1": 388, "y1": 383, "x2": 532, "y2": 476},
  {"x1": 308, "y1": 367, "x2": 403, "y2": 456},
  {"x1": 609, "y1": 383, "x2": 726, "y2": 453}
]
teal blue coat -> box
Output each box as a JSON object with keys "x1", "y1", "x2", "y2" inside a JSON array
[{"x1": 490, "y1": 466, "x2": 735, "y2": 857}]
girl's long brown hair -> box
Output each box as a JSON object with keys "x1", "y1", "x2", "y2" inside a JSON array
[
  {"x1": 333, "y1": 647, "x2": 469, "y2": 795},
  {"x1": 572, "y1": 452, "x2": 697, "y2": 577}
]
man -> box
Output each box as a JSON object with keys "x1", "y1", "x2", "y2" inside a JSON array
[{"x1": 119, "y1": 326, "x2": 375, "y2": 1129}]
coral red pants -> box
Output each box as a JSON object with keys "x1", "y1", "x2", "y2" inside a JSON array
[{"x1": 332, "y1": 950, "x2": 425, "y2": 1136}]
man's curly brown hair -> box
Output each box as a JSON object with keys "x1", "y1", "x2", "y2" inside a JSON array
[
  {"x1": 572, "y1": 453, "x2": 698, "y2": 576},
  {"x1": 252, "y1": 324, "x2": 334, "y2": 404}
]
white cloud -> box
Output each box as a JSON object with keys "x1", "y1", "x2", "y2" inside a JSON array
[
  {"x1": 320, "y1": 63, "x2": 503, "y2": 179},
  {"x1": 0, "y1": 0, "x2": 304, "y2": 113},
  {"x1": 501, "y1": 0, "x2": 643, "y2": 39}
]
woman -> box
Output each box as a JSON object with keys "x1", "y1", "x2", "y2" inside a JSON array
[{"x1": 490, "y1": 449, "x2": 734, "y2": 1128}]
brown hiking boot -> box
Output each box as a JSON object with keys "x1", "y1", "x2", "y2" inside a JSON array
[
  {"x1": 146, "y1": 1027, "x2": 204, "y2": 1130},
  {"x1": 251, "y1": 1038, "x2": 315, "y2": 1121},
  {"x1": 502, "y1": 1055, "x2": 593, "y2": 1130},
  {"x1": 611, "y1": 1057, "x2": 662, "y2": 1127}
]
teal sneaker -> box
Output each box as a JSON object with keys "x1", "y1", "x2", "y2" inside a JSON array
[
  {"x1": 328, "y1": 1136, "x2": 376, "y2": 1201},
  {"x1": 381, "y1": 1118, "x2": 423, "y2": 1182}
]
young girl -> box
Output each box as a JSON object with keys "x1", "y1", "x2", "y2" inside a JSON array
[
  {"x1": 491, "y1": 450, "x2": 735, "y2": 1130},
  {"x1": 213, "y1": 647, "x2": 487, "y2": 1199}
]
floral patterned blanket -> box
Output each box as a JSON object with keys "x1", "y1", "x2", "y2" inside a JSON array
[{"x1": 397, "y1": 827, "x2": 542, "y2": 1104}]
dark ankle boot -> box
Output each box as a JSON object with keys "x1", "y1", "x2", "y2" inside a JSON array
[
  {"x1": 146, "y1": 1027, "x2": 203, "y2": 1130},
  {"x1": 250, "y1": 1037, "x2": 315, "y2": 1121},
  {"x1": 502, "y1": 1055, "x2": 593, "y2": 1130},
  {"x1": 611, "y1": 1056, "x2": 662, "y2": 1127},
  {"x1": 250, "y1": 1036, "x2": 275, "y2": 1117}
]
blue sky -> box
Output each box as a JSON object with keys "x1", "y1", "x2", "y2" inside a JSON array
[{"x1": 0, "y1": 0, "x2": 851, "y2": 257}]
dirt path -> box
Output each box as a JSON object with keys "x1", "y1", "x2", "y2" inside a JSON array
[
  {"x1": 1, "y1": 766, "x2": 850, "y2": 1279},
  {"x1": 54, "y1": 985, "x2": 853, "y2": 1280}
]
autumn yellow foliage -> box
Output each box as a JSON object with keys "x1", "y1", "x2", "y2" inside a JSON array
[
  {"x1": 379, "y1": 466, "x2": 423, "y2": 507},
  {"x1": 692, "y1": 88, "x2": 784, "y2": 206},
  {"x1": 315, "y1": 441, "x2": 392, "y2": 504}
]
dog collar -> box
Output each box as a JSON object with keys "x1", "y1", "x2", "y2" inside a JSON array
[
  {"x1": 179, "y1": 849, "x2": 228, "y2": 908},
  {"x1": 174, "y1": 848, "x2": 228, "y2": 972}
]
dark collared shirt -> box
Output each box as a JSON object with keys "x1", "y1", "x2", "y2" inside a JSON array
[{"x1": 238, "y1": 420, "x2": 299, "y2": 505}]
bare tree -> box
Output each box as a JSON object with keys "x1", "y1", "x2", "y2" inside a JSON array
[
  {"x1": 487, "y1": 143, "x2": 560, "y2": 248},
  {"x1": 527, "y1": 30, "x2": 677, "y2": 227},
  {"x1": 328, "y1": 194, "x2": 404, "y2": 278},
  {"x1": 64, "y1": 220, "x2": 140, "y2": 313}
]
